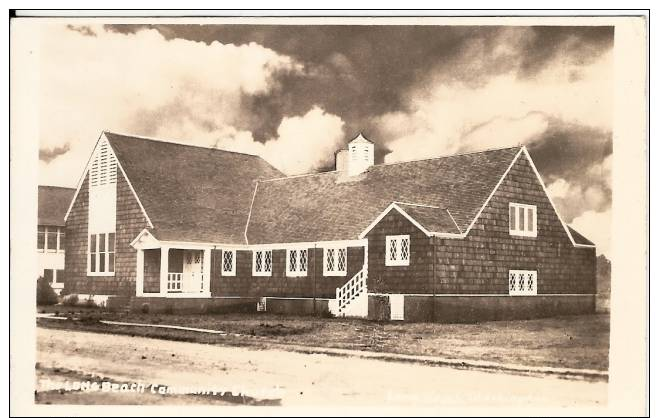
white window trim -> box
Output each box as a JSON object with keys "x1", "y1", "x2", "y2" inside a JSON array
[
  {"x1": 509, "y1": 202, "x2": 537, "y2": 238},
  {"x1": 252, "y1": 249, "x2": 273, "y2": 277},
  {"x1": 323, "y1": 246, "x2": 347, "y2": 277},
  {"x1": 87, "y1": 233, "x2": 116, "y2": 277},
  {"x1": 286, "y1": 248, "x2": 308, "y2": 277},
  {"x1": 508, "y1": 270, "x2": 538, "y2": 296},
  {"x1": 221, "y1": 249, "x2": 236, "y2": 276},
  {"x1": 385, "y1": 235, "x2": 410, "y2": 266}
]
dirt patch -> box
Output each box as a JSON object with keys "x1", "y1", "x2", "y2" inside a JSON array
[{"x1": 38, "y1": 312, "x2": 609, "y2": 371}]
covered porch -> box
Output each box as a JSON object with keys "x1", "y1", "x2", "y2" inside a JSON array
[{"x1": 131, "y1": 230, "x2": 212, "y2": 298}]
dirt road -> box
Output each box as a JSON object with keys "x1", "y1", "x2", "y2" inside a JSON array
[{"x1": 36, "y1": 327, "x2": 607, "y2": 410}]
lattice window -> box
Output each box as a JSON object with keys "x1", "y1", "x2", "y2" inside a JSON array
[
  {"x1": 508, "y1": 270, "x2": 537, "y2": 296},
  {"x1": 286, "y1": 248, "x2": 308, "y2": 277},
  {"x1": 222, "y1": 249, "x2": 236, "y2": 276},
  {"x1": 386, "y1": 235, "x2": 410, "y2": 266},
  {"x1": 324, "y1": 247, "x2": 347, "y2": 276},
  {"x1": 253, "y1": 250, "x2": 272, "y2": 276},
  {"x1": 509, "y1": 203, "x2": 537, "y2": 237}
]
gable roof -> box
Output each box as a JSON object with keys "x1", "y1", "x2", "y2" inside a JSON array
[
  {"x1": 38, "y1": 186, "x2": 75, "y2": 226},
  {"x1": 104, "y1": 132, "x2": 283, "y2": 244},
  {"x1": 246, "y1": 146, "x2": 522, "y2": 244}
]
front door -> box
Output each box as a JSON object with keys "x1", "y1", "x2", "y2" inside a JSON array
[{"x1": 183, "y1": 250, "x2": 203, "y2": 292}]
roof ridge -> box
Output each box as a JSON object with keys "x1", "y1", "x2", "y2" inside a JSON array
[
  {"x1": 104, "y1": 130, "x2": 264, "y2": 159},
  {"x1": 378, "y1": 145, "x2": 523, "y2": 168},
  {"x1": 394, "y1": 201, "x2": 443, "y2": 209},
  {"x1": 258, "y1": 145, "x2": 523, "y2": 184}
]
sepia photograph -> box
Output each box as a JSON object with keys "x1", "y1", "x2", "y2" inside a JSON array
[{"x1": 9, "y1": 10, "x2": 649, "y2": 416}]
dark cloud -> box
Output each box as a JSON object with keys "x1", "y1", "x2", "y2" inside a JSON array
[
  {"x1": 39, "y1": 143, "x2": 71, "y2": 162},
  {"x1": 105, "y1": 24, "x2": 613, "y2": 143},
  {"x1": 526, "y1": 120, "x2": 612, "y2": 221},
  {"x1": 66, "y1": 24, "x2": 97, "y2": 37}
]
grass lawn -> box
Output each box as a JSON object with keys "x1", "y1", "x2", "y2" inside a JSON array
[{"x1": 37, "y1": 307, "x2": 609, "y2": 372}]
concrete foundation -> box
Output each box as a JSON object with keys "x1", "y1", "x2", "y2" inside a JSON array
[{"x1": 368, "y1": 294, "x2": 596, "y2": 322}]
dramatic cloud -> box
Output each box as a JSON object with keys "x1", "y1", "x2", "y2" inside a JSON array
[
  {"x1": 36, "y1": 23, "x2": 614, "y2": 255},
  {"x1": 570, "y1": 209, "x2": 612, "y2": 256},
  {"x1": 38, "y1": 24, "x2": 302, "y2": 186}
]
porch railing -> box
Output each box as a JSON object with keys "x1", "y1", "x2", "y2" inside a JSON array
[{"x1": 166, "y1": 272, "x2": 206, "y2": 293}]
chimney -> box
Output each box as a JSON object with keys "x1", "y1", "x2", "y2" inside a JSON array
[{"x1": 347, "y1": 133, "x2": 374, "y2": 176}]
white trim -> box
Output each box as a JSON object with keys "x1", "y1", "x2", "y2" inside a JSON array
[
  {"x1": 221, "y1": 249, "x2": 236, "y2": 276},
  {"x1": 130, "y1": 228, "x2": 160, "y2": 249},
  {"x1": 520, "y1": 147, "x2": 595, "y2": 249},
  {"x1": 445, "y1": 209, "x2": 462, "y2": 234},
  {"x1": 359, "y1": 203, "x2": 432, "y2": 239},
  {"x1": 252, "y1": 249, "x2": 273, "y2": 277},
  {"x1": 508, "y1": 202, "x2": 538, "y2": 238},
  {"x1": 64, "y1": 132, "x2": 153, "y2": 229},
  {"x1": 286, "y1": 248, "x2": 308, "y2": 277},
  {"x1": 385, "y1": 235, "x2": 410, "y2": 266},
  {"x1": 323, "y1": 246, "x2": 347, "y2": 277},
  {"x1": 244, "y1": 181, "x2": 258, "y2": 245}
]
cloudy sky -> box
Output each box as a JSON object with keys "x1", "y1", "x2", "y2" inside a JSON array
[{"x1": 36, "y1": 22, "x2": 613, "y2": 255}]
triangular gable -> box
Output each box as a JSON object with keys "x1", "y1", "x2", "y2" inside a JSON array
[
  {"x1": 130, "y1": 229, "x2": 160, "y2": 249},
  {"x1": 358, "y1": 202, "x2": 462, "y2": 239},
  {"x1": 63, "y1": 131, "x2": 153, "y2": 228}
]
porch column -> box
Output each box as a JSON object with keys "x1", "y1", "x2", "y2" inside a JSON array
[
  {"x1": 203, "y1": 247, "x2": 212, "y2": 295},
  {"x1": 159, "y1": 246, "x2": 169, "y2": 296},
  {"x1": 136, "y1": 249, "x2": 144, "y2": 297}
]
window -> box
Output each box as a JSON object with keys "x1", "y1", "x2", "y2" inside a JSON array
[
  {"x1": 508, "y1": 270, "x2": 537, "y2": 296},
  {"x1": 324, "y1": 247, "x2": 347, "y2": 276},
  {"x1": 253, "y1": 249, "x2": 272, "y2": 276},
  {"x1": 38, "y1": 226, "x2": 64, "y2": 252},
  {"x1": 509, "y1": 203, "x2": 537, "y2": 237},
  {"x1": 386, "y1": 235, "x2": 410, "y2": 266},
  {"x1": 88, "y1": 232, "x2": 115, "y2": 275},
  {"x1": 222, "y1": 249, "x2": 236, "y2": 276},
  {"x1": 37, "y1": 226, "x2": 45, "y2": 251},
  {"x1": 286, "y1": 248, "x2": 308, "y2": 277}
]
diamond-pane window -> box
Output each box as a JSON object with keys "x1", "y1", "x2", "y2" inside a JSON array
[
  {"x1": 255, "y1": 252, "x2": 262, "y2": 271},
  {"x1": 337, "y1": 249, "x2": 346, "y2": 272},
  {"x1": 509, "y1": 270, "x2": 537, "y2": 296},
  {"x1": 264, "y1": 251, "x2": 272, "y2": 272},
  {"x1": 324, "y1": 247, "x2": 347, "y2": 276},
  {"x1": 287, "y1": 248, "x2": 308, "y2": 277},
  {"x1": 253, "y1": 250, "x2": 272, "y2": 276},
  {"x1": 326, "y1": 249, "x2": 335, "y2": 271},
  {"x1": 386, "y1": 235, "x2": 410, "y2": 266},
  {"x1": 300, "y1": 250, "x2": 307, "y2": 272},
  {"x1": 222, "y1": 250, "x2": 235, "y2": 276}
]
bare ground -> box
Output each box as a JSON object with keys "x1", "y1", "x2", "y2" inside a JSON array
[
  {"x1": 37, "y1": 308, "x2": 610, "y2": 371},
  {"x1": 35, "y1": 327, "x2": 608, "y2": 409}
]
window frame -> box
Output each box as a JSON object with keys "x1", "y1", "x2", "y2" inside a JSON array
[
  {"x1": 323, "y1": 246, "x2": 347, "y2": 277},
  {"x1": 508, "y1": 203, "x2": 537, "y2": 238},
  {"x1": 87, "y1": 232, "x2": 116, "y2": 276},
  {"x1": 252, "y1": 249, "x2": 273, "y2": 277},
  {"x1": 286, "y1": 247, "x2": 308, "y2": 277},
  {"x1": 37, "y1": 226, "x2": 45, "y2": 252},
  {"x1": 221, "y1": 249, "x2": 236, "y2": 276},
  {"x1": 508, "y1": 270, "x2": 538, "y2": 296},
  {"x1": 385, "y1": 235, "x2": 411, "y2": 266}
]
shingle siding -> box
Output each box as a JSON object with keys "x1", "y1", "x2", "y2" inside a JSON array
[
  {"x1": 366, "y1": 154, "x2": 596, "y2": 295},
  {"x1": 211, "y1": 246, "x2": 364, "y2": 298},
  {"x1": 64, "y1": 170, "x2": 150, "y2": 296}
]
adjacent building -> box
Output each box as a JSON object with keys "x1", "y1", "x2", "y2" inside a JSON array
[
  {"x1": 63, "y1": 131, "x2": 596, "y2": 321},
  {"x1": 38, "y1": 185, "x2": 75, "y2": 294}
]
